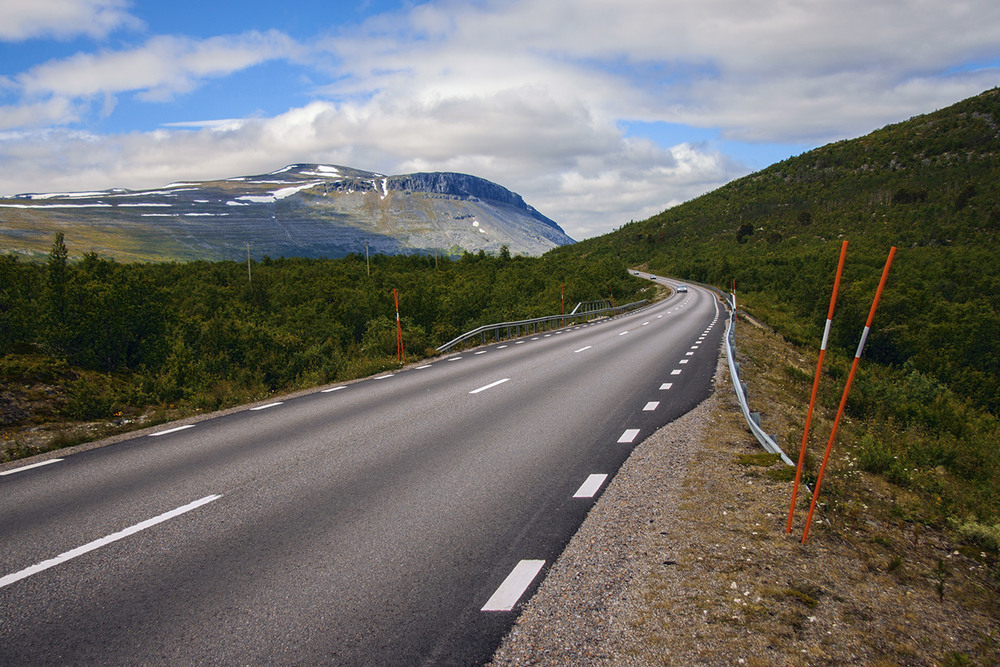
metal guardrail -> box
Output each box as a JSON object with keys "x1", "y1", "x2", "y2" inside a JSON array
[
  {"x1": 722, "y1": 293, "x2": 794, "y2": 466},
  {"x1": 435, "y1": 299, "x2": 650, "y2": 353}
]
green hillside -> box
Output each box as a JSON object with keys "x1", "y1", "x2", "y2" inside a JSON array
[
  {"x1": 558, "y1": 88, "x2": 1000, "y2": 410},
  {"x1": 551, "y1": 87, "x2": 1000, "y2": 531}
]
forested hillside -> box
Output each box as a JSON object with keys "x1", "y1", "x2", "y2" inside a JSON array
[
  {"x1": 1, "y1": 235, "x2": 644, "y2": 455},
  {"x1": 550, "y1": 87, "x2": 1000, "y2": 534}
]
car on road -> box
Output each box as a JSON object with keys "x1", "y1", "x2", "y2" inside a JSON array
[{"x1": 676, "y1": 284, "x2": 688, "y2": 292}]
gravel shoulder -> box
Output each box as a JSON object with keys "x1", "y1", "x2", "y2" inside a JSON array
[{"x1": 491, "y1": 325, "x2": 1000, "y2": 666}]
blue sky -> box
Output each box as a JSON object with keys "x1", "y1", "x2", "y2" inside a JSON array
[{"x1": 2, "y1": 0, "x2": 999, "y2": 240}]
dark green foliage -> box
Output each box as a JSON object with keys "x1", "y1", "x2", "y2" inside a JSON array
[
  {"x1": 0, "y1": 236, "x2": 644, "y2": 422},
  {"x1": 562, "y1": 87, "x2": 1000, "y2": 415}
]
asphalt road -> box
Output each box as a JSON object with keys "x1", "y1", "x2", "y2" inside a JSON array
[{"x1": 0, "y1": 277, "x2": 724, "y2": 666}]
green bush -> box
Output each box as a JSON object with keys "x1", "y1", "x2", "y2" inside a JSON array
[{"x1": 955, "y1": 519, "x2": 1000, "y2": 553}]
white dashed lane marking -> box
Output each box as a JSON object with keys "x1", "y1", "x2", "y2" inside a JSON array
[
  {"x1": 250, "y1": 402, "x2": 283, "y2": 411},
  {"x1": 0, "y1": 459, "x2": 64, "y2": 476},
  {"x1": 573, "y1": 474, "x2": 609, "y2": 498},
  {"x1": 481, "y1": 560, "x2": 546, "y2": 612},
  {"x1": 0, "y1": 494, "x2": 222, "y2": 590},
  {"x1": 149, "y1": 424, "x2": 195, "y2": 437},
  {"x1": 618, "y1": 429, "x2": 640, "y2": 444},
  {"x1": 469, "y1": 378, "x2": 510, "y2": 394},
  {"x1": 643, "y1": 401, "x2": 659, "y2": 411}
]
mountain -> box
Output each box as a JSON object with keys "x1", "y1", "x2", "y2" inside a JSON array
[{"x1": 0, "y1": 164, "x2": 574, "y2": 261}]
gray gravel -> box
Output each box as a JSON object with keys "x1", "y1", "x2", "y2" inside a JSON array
[{"x1": 490, "y1": 354, "x2": 726, "y2": 665}]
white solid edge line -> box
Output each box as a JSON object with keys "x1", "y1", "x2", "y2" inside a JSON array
[
  {"x1": 643, "y1": 401, "x2": 660, "y2": 411},
  {"x1": 573, "y1": 473, "x2": 609, "y2": 498},
  {"x1": 0, "y1": 494, "x2": 222, "y2": 590},
  {"x1": 0, "y1": 458, "x2": 64, "y2": 476},
  {"x1": 481, "y1": 560, "x2": 546, "y2": 612},
  {"x1": 618, "y1": 428, "x2": 640, "y2": 444},
  {"x1": 574, "y1": 346, "x2": 592, "y2": 353},
  {"x1": 470, "y1": 378, "x2": 510, "y2": 394},
  {"x1": 250, "y1": 402, "x2": 284, "y2": 411},
  {"x1": 149, "y1": 424, "x2": 196, "y2": 437},
  {"x1": 321, "y1": 386, "x2": 347, "y2": 392}
]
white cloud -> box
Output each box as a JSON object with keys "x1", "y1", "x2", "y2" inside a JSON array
[
  {"x1": 325, "y1": 0, "x2": 1000, "y2": 145},
  {"x1": 0, "y1": 0, "x2": 140, "y2": 41},
  {"x1": 0, "y1": 98, "x2": 78, "y2": 130},
  {"x1": 2, "y1": 0, "x2": 1000, "y2": 240},
  {"x1": 19, "y1": 31, "x2": 300, "y2": 101}
]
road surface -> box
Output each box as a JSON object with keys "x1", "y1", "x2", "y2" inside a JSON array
[{"x1": 0, "y1": 277, "x2": 723, "y2": 665}]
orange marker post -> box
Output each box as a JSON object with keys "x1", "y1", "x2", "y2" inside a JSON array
[
  {"x1": 786, "y1": 240, "x2": 848, "y2": 533},
  {"x1": 802, "y1": 246, "x2": 896, "y2": 544}
]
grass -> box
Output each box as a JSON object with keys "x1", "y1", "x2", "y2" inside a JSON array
[{"x1": 629, "y1": 307, "x2": 1000, "y2": 665}]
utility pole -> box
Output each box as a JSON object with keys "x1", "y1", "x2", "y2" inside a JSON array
[{"x1": 561, "y1": 284, "x2": 565, "y2": 326}]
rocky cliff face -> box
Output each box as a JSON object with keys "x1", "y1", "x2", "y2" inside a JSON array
[{"x1": 0, "y1": 164, "x2": 574, "y2": 262}]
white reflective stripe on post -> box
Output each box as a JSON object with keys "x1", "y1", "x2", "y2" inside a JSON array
[
  {"x1": 855, "y1": 326, "x2": 871, "y2": 359},
  {"x1": 820, "y1": 319, "x2": 833, "y2": 351}
]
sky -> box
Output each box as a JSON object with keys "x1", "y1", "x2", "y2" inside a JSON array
[{"x1": 1, "y1": 1, "x2": 999, "y2": 241}]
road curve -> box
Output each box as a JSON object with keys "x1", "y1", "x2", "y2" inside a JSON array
[{"x1": 0, "y1": 278, "x2": 724, "y2": 666}]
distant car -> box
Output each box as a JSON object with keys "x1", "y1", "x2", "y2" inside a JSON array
[
  {"x1": 650, "y1": 275, "x2": 657, "y2": 280},
  {"x1": 676, "y1": 284, "x2": 688, "y2": 292}
]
